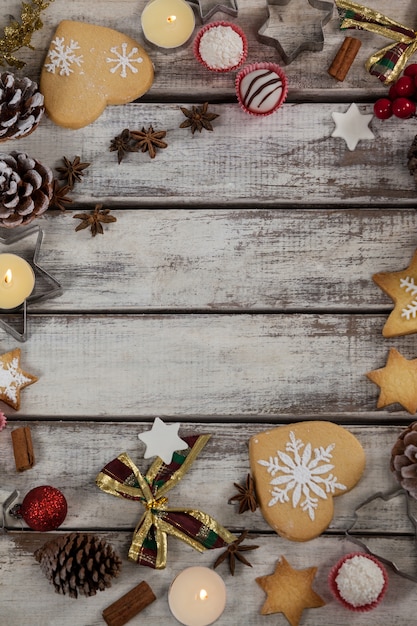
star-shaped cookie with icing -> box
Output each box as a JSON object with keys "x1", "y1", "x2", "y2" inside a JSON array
[
  {"x1": 138, "y1": 417, "x2": 188, "y2": 464},
  {"x1": 256, "y1": 556, "x2": 325, "y2": 626},
  {"x1": 0, "y1": 348, "x2": 38, "y2": 410},
  {"x1": 331, "y1": 103, "x2": 374, "y2": 151},
  {"x1": 373, "y1": 249, "x2": 417, "y2": 337},
  {"x1": 366, "y1": 348, "x2": 417, "y2": 414}
]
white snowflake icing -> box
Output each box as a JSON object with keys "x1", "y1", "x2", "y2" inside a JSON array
[
  {"x1": 106, "y1": 43, "x2": 143, "y2": 78},
  {"x1": 257, "y1": 431, "x2": 346, "y2": 521},
  {"x1": 45, "y1": 37, "x2": 84, "y2": 76},
  {"x1": 0, "y1": 357, "x2": 32, "y2": 405},
  {"x1": 400, "y1": 277, "x2": 417, "y2": 320}
]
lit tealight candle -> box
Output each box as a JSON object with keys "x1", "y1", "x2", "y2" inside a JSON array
[
  {"x1": 168, "y1": 566, "x2": 226, "y2": 626},
  {"x1": 0, "y1": 254, "x2": 35, "y2": 310},
  {"x1": 141, "y1": 0, "x2": 195, "y2": 49}
]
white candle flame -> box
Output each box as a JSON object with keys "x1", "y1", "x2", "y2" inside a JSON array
[
  {"x1": 167, "y1": 14, "x2": 176, "y2": 23},
  {"x1": 199, "y1": 589, "x2": 208, "y2": 601},
  {"x1": 4, "y1": 269, "x2": 12, "y2": 285}
]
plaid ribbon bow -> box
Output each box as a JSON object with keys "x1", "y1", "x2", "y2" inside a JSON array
[
  {"x1": 336, "y1": 0, "x2": 417, "y2": 83},
  {"x1": 96, "y1": 434, "x2": 236, "y2": 568}
]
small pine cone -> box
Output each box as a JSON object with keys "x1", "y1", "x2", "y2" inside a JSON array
[
  {"x1": 0, "y1": 72, "x2": 44, "y2": 142},
  {"x1": 407, "y1": 135, "x2": 417, "y2": 179},
  {"x1": 390, "y1": 422, "x2": 417, "y2": 499},
  {"x1": 34, "y1": 533, "x2": 122, "y2": 599},
  {"x1": 0, "y1": 151, "x2": 53, "y2": 227}
]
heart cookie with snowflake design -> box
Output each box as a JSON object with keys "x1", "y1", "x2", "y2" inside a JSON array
[
  {"x1": 40, "y1": 21, "x2": 154, "y2": 129},
  {"x1": 249, "y1": 422, "x2": 365, "y2": 541}
]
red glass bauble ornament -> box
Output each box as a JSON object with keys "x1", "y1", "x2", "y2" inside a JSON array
[
  {"x1": 18, "y1": 486, "x2": 67, "y2": 531},
  {"x1": 394, "y1": 76, "x2": 415, "y2": 97},
  {"x1": 392, "y1": 97, "x2": 416, "y2": 119},
  {"x1": 404, "y1": 63, "x2": 417, "y2": 78},
  {"x1": 373, "y1": 98, "x2": 393, "y2": 120},
  {"x1": 388, "y1": 83, "x2": 398, "y2": 100}
]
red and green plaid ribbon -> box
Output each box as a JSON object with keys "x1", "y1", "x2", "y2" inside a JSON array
[
  {"x1": 96, "y1": 434, "x2": 236, "y2": 568},
  {"x1": 335, "y1": 0, "x2": 417, "y2": 84}
]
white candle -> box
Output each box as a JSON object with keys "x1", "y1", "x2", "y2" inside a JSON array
[
  {"x1": 141, "y1": 0, "x2": 195, "y2": 49},
  {"x1": 168, "y1": 566, "x2": 226, "y2": 626},
  {"x1": 0, "y1": 254, "x2": 35, "y2": 310}
]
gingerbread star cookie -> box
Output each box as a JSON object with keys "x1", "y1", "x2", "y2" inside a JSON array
[
  {"x1": 256, "y1": 556, "x2": 325, "y2": 626},
  {"x1": 373, "y1": 249, "x2": 417, "y2": 337},
  {"x1": 40, "y1": 21, "x2": 154, "y2": 129},
  {"x1": 249, "y1": 422, "x2": 365, "y2": 541},
  {"x1": 366, "y1": 347, "x2": 417, "y2": 414},
  {"x1": 0, "y1": 349, "x2": 38, "y2": 410}
]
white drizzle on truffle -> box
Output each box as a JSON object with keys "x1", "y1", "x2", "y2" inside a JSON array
[
  {"x1": 335, "y1": 555, "x2": 385, "y2": 607},
  {"x1": 198, "y1": 25, "x2": 243, "y2": 70}
]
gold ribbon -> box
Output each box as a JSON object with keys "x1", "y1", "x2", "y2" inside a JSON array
[
  {"x1": 96, "y1": 435, "x2": 236, "y2": 568},
  {"x1": 336, "y1": 0, "x2": 417, "y2": 83}
]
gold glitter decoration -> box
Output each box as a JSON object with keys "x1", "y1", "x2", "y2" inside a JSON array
[{"x1": 0, "y1": 0, "x2": 54, "y2": 69}]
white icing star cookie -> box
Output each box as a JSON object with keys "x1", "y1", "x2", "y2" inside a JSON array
[
  {"x1": 0, "y1": 348, "x2": 38, "y2": 410},
  {"x1": 138, "y1": 417, "x2": 188, "y2": 464}
]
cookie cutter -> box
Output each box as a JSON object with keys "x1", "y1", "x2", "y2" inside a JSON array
[
  {"x1": 187, "y1": 0, "x2": 238, "y2": 22},
  {"x1": 0, "y1": 225, "x2": 63, "y2": 342},
  {"x1": 257, "y1": 0, "x2": 334, "y2": 65},
  {"x1": 1, "y1": 489, "x2": 19, "y2": 533},
  {"x1": 346, "y1": 488, "x2": 417, "y2": 583}
]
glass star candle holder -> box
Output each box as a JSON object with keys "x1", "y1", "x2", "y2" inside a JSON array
[{"x1": 0, "y1": 225, "x2": 62, "y2": 341}]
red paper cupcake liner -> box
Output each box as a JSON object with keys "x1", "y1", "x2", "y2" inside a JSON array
[
  {"x1": 328, "y1": 552, "x2": 388, "y2": 612},
  {"x1": 193, "y1": 21, "x2": 248, "y2": 73},
  {"x1": 235, "y1": 62, "x2": 288, "y2": 117}
]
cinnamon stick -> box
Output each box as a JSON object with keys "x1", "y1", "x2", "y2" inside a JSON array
[
  {"x1": 328, "y1": 37, "x2": 362, "y2": 81},
  {"x1": 11, "y1": 426, "x2": 34, "y2": 471},
  {"x1": 102, "y1": 581, "x2": 156, "y2": 626}
]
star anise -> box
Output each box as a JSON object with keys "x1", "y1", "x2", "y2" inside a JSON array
[
  {"x1": 179, "y1": 102, "x2": 219, "y2": 134},
  {"x1": 109, "y1": 128, "x2": 138, "y2": 164},
  {"x1": 229, "y1": 473, "x2": 258, "y2": 514},
  {"x1": 56, "y1": 156, "x2": 90, "y2": 188},
  {"x1": 130, "y1": 126, "x2": 168, "y2": 159},
  {"x1": 213, "y1": 530, "x2": 259, "y2": 576},
  {"x1": 73, "y1": 204, "x2": 117, "y2": 237},
  {"x1": 50, "y1": 180, "x2": 73, "y2": 211}
]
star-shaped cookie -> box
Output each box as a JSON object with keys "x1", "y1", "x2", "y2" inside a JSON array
[
  {"x1": 366, "y1": 348, "x2": 417, "y2": 414},
  {"x1": 373, "y1": 249, "x2": 417, "y2": 337},
  {"x1": 331, "y1": 103, "x2": 374, "y2": 151},
  {"x1": 256, "y1": 556, "x2": 325, "y2": 626},
  {"x1": 0, "y1": 348, "x2": 38, "y2": 410},
  {"x1": 258, "y1": 0, "x2": 333, "y2": 64},
  {"x1": 138, "y1": 417, "x2": 188, "y2": 464}
]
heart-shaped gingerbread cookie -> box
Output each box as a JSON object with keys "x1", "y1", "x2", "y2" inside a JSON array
[
  {"x1": 40, "y1": 21, "x2": 154, "y2": 129},
  {"x1": 250, "y1": 421, "x2": 365, "y2": 541}
]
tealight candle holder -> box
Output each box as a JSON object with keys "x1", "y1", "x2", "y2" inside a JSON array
[
  {"x1": 0, "y1": 225, "x2": 62, "y2": 342},
  {"x1": 168, "y1": 566, "x2": 226, "y2": 626},
  {"x1": 141, "y1": 0, "x2": 196, "y2": 49}
]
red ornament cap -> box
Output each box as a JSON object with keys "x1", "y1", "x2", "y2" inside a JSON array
[{"x1": 17, "y1": 485, "x2": 67, "y2": 531}]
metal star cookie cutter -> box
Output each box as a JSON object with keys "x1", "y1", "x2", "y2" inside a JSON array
[
  {"x1": 0, "y1": 225, "x2": 63, "y2": 342},
  {"x1": 187, "y1": 0, "x2": 238, "y2": 22},
  {"x1": 258, "y1": 0, "x2": 334, "y2": 65},
  {"x1": 346, "y1": 488, "x2": 417, "y2": 583}
]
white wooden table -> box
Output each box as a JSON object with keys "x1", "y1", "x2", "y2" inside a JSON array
[{"x1": 2, "y1": 0, "x2": 417, "y2": 624}]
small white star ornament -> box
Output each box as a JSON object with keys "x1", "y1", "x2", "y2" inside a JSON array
[
  {"x1": 138, "y1": 417, "x2": 188, "y2": 464},
  {"x1": 331, "y1": 103, "x2": 374, "y2": 151}
]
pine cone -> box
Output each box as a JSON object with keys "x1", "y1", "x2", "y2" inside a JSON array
[
  {"x1": 0, "y1": 151, "x2": 53, "y2": 227},
  {"x1": 0, "y1": 72, "x2": 44, "y2": 141},
  {"x1": 390, "y1": 422, "x2": 417, "y2": 499},
  {"x1": 34, "y1": 532, "x2": 122, "y2": 599},
  {"x1": 407, "y1": 135, "x2": 417, "y2": 180}
]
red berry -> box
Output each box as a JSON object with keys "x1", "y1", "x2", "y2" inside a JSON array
[
  {"x1": 373, "y1": 98, "x2": 393, "y2": 120},
  {"x1": 388, "y1": 83, "x2": 398, "y2": 100},
  {"x1": 392, "y1": 97, "x2": 416, "y2": 119},
  {"x1": 404, "y1": 64, "x2": 417, "y2": 77},
  {"x1": 394, "y1": 76, "x2": 415, "y2": 97}
]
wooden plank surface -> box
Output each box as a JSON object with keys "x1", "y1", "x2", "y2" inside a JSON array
[
  {"x1": 7, "y1": 209, "x2": 417, "y2": 312},
  {"x1": 0, "y1": 313, "x2": 415, "y2": 420},
  {"x1": 9, "y1": 102, "x2": 416, "y2": 207},
  {"x1": 0, "y1": 423, "x2": 408, "y2": 532}
]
